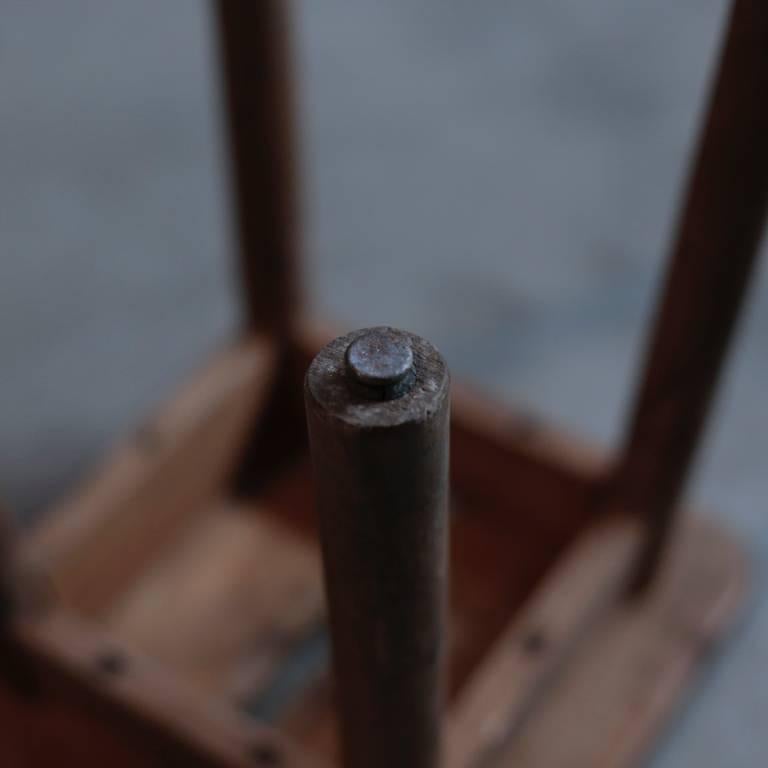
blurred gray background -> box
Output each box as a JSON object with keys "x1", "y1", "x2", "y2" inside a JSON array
[{"x1": 1, "y1": 1, "x2": 766, "y2": 764}]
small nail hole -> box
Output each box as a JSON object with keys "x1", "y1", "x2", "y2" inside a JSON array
[
  {"x1": 95, "y1": 650, "x2": 128, "y2": 677},
  {"x1": 521, "y1": 629, "x2": 547, "y2": 656},
  {"x1": 247, "y1": 743, "x2": 281, "y2": 766}
]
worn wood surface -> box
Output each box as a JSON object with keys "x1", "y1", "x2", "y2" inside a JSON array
[
  {"x1": 296, "y1": 323, "x2": 609, "y2": 508},
  {"x1": 446, "y1": 518, "x2": 640, "y2": 768},
  {"x1": 493, "y1": 515, "x2": 747, "y2": 768},
  {"x1": 1, "y1": 0, "x2": 756, "y2": 761},
  {"x1": 274, "y1": 513, "x2": 745, "y2": 768},
  {"x1": 268, "y1": 512, "x2": 604, "y2": 762},
  {"x1": 8, "y1": 322, "x2": 747, "y2": 767},
  {"x1": 15, "y1": 328, "x2": 608, "y2": 765},
  {"x1": 306, "y1": 328, "x2": 450, "y2": 768},
  {"x1": 3, "y1": 510, "x2": 746, "y2": 768},
  {"x1": 107, "y1": 497, "x2": 324, "y2": 700},
  {"x1": 11, "y1": 611, "x2": 326, "y2": 767},
  {"x1": 21, "y1": 338, "x2": 277, "y2": 617}
]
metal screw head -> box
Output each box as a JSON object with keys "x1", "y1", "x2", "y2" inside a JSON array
[{"x1": 345, "y1": 328, "x2": 415, "y2": 399}]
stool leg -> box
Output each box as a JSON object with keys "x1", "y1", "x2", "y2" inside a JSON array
[
  {"x1": 613, "y1": 0, "x2": 768, "y2": 593},
  {"x1": 214, "y1": 0, "x2": 301, "y2": 339},
  {"x1": 305, "y1": 328, "x2": 450, "y2": 768}
]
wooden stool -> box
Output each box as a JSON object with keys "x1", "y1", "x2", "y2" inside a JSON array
[{"x1": 1, "y1": 1, "x2": 765, "y2": 765}]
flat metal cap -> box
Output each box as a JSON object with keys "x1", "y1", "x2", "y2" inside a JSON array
[{"x1": 305, "y1": 326, "x2": 449, "y2": 429}]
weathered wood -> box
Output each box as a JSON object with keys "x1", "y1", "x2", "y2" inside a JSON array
[
  {"x1": 297, "y1": 323, "x2": 607, "y2": 536},
  {"x1": 493, "y1": 515, "x2": 747, "y2": 768},
  {"x1": 445, "y1": 518, "x2": 640, "y2": 768},
  {"x1": 613, "y1": 0, "x2": 768, "y2": 590},
  {"x1": 6, "y1": 509, "x2": 746, "y2": 768},
  {"x1": 272, "y1": 343, "x2": 607, "y2": 762},
  {"x1": 22, "y1": 338, "x2": 278, "y2": 616},
  {"x1": 9, "y1": 313, "x2": 747, "y2": 767},
  {"x1": 0, "y1": 0, "x2": 755, "y2": 764},
  {"x1": 14, "y1": 611, "x2": 327, "y2": 767},
  {"x1": 214, "y1": 0, "x2": 301, "y2": 338},
  {"x1": 305, "y1": 328, "x2": 451, "y2": 768},
  {"x1": 19, "y1": 327, "x2": 603, "y2": 717},
  {"x1": 106, "y1": 497, "x2": 324, "y2": 701}
]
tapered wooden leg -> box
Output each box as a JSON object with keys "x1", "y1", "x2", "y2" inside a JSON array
[
  {"x1": 305, "y1": 328, "x2": 450, "y2": 768},
  {"x1": 214, "y1": 0, "x2": 301, "y2": 339},
  {"x1": 613, "y1": 0, "x2": 768, "y2": 592}
]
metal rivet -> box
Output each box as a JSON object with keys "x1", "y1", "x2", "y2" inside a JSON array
[{"x1": 345, "y1": 329, "x2": 415, "y2": 399}]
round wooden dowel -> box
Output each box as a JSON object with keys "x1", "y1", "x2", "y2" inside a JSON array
[{"x1": 305, "y1": 327, "x2": 450, "y2": 768}]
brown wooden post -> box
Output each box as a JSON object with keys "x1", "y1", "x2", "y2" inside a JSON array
[
  {"x1": 0, "y1": 505, "x2": 30, "y2": 694},
  {"x1": 613, "y1": 0, "x2": 768, "y2": 592},
  {"x1": 305, "y1": 328, "x2": 450, "y2": 768},
  {"x1": 0, "y1": 506, "x2": 12, "y2": 629},
  {"x1": 214, "y1": 0, "x2": 301, "y2": 339}
]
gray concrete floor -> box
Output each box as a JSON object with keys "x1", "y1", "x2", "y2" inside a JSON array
[{"x1": 1, "y1": 2, "x2": 766, "y2": 764}]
